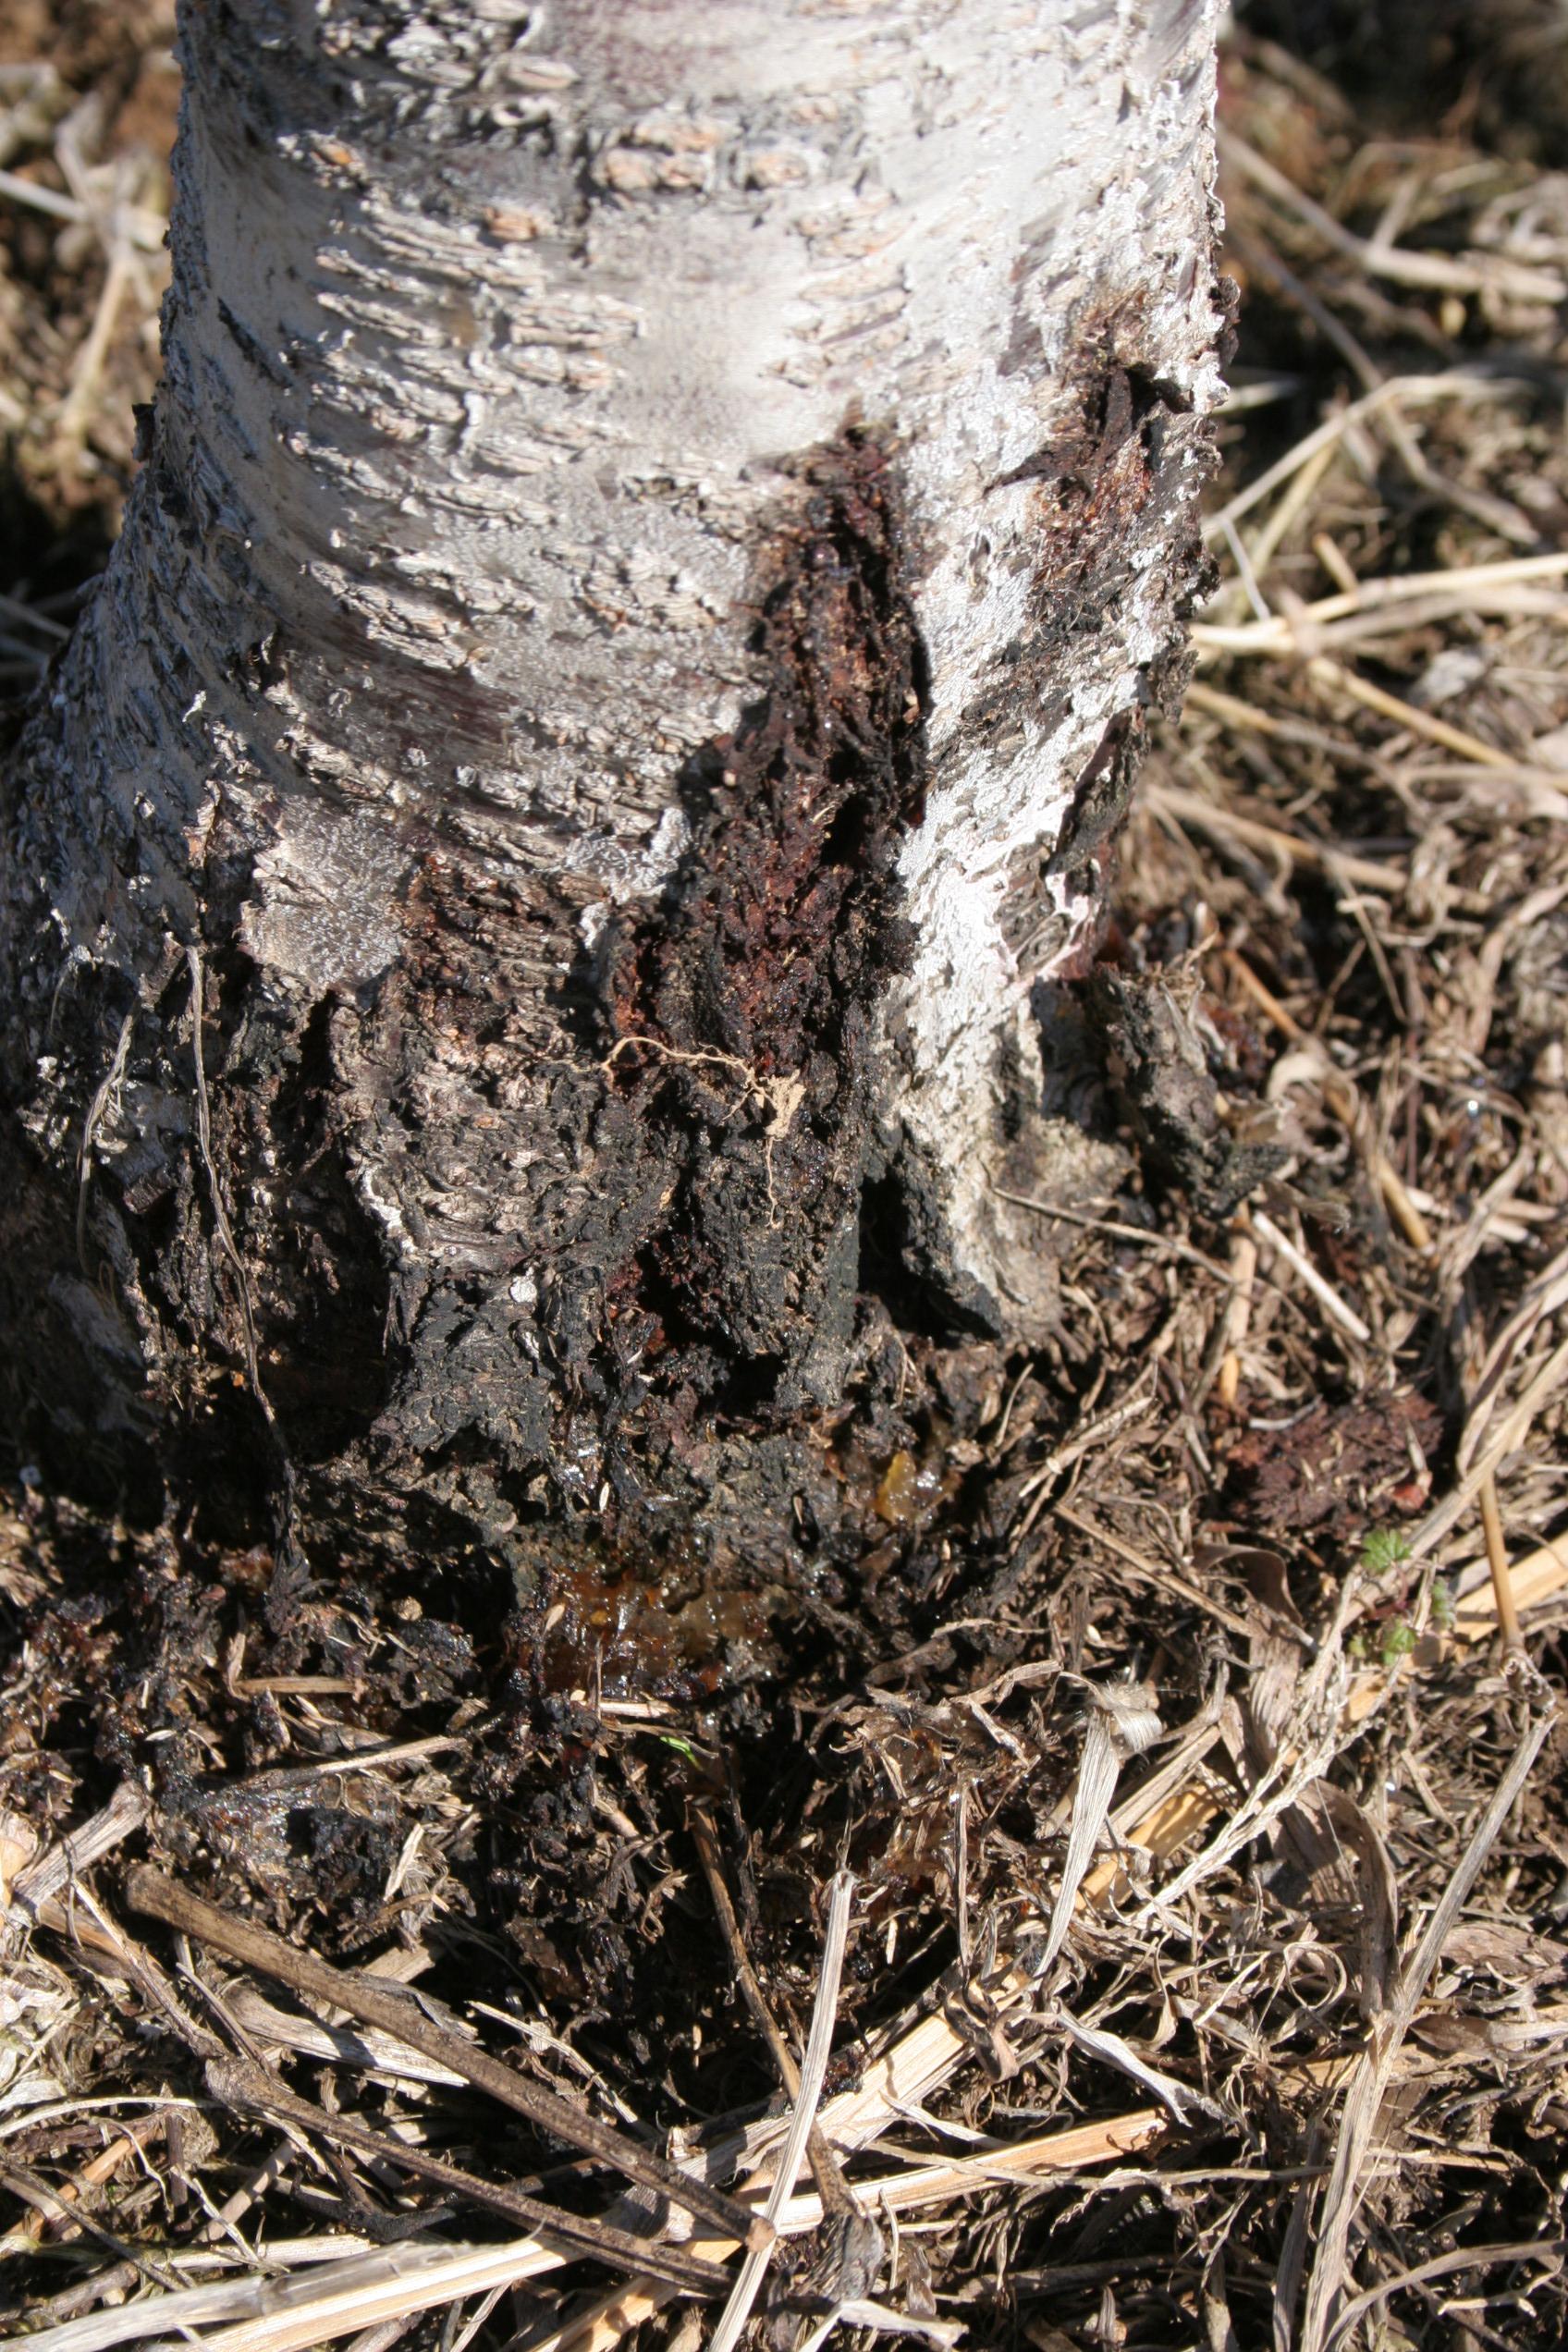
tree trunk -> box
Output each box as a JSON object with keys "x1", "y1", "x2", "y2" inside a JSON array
[{"x1": 0, "y1": 0, "x2": 1227, "y2": 1586}]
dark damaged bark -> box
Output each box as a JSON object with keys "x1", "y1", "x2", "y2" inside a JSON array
[
  {"x1": 599, "y1": 435, "x2": 930, "y2": 1417},
  {"x1": 0, "y1": 0, "x2": 1230, "y2": 1621}
]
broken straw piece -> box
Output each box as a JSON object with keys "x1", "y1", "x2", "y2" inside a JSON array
[{"x1": 1037, "y1": 1681, "x2": 1161, "y2": 1973}]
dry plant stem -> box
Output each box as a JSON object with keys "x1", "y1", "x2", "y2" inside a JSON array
[
  {"x1": 689, "y1": 1809, "x2": 796, "y2": 2089},
  {"x1": 1249, "y1": 1210, "x2": 1372, "y2": 1345},
  {"x1": 1215, "y1": 1220, "x2": 1258, "y2": 1407},
  {"x1": 993, "y1": 1187, "x2": 1233, "y2": 1279},
  {"x1": 796, "y1": 2113, "x2": 1160, "y2": 2211},
  {"x1": 1145, "y1": 783, "x2": 1438, "y2": 903},
  {"x1": 1220, "y1": 949, "x2": 1311, "y2": 1045},
  {"x1": 222, "y1": 1987, "x2": 467, "y2": 2089},
  {"x1": 1371, "y1": 1156, "x2": 1433, "y2": 1256},
  {"x1": 1106, "y1": 1697, "x2": 1229, "y2": 1838},
  {"x1": 1054, "y1": 1505, "x2": 1257, "y2": 1638},
  {"x1": 1479, "y1": 1476, "x2": 1525, "y2": 1655},
  {"x1": 1312, "y1": 533, "x2": 1358, "y2": 594},
  {"x1": 203, "y1": 2058, "x2": 730, "y2": 2298},
  {"x1": 339, "y1": 2321, "x2": 417, "y2": 2352},
  {"x1": 1180, "y1": 676, "x2": 1280, "y2": 745},
  {"x1": 1219, "y1": 127, "x2": 1567, "y2": 301},
  {"x1": 0, "y1": 163, "x2": 165, "y2": 249},
  {"x1": 1457, "y1": 1243, "x2": 1568, "y2": 1474},
  {"x1": 1205, "y1": 589, "x2": 1568, "y2": 653},
  {"x1": 1037, "y1": 1685, "x2": 1161, "y2": 1972},
  {"x1": 529, "y1": 2039, "x2": 1479, "y2": 2352},
  {"x1": 796, "y1": 2301, "x2": 960, "y2": 2352},
  {"x1": 1125, "y1": 1631, "x2": 1358, "y2": 1930},
  {"x1": 0, "y1": 587, "x2": 72, "y2": 643},
  {"x1": 24, "y1": 1885, "x2": 216, "y2": 2057},
  {"x1": 1011, "y1": 1381, "x2": 1162, "y2": 1547},
  {"x1": 705, "y1": 1872, "x2": 855, "y2": 2352},
  {"x1": 1183, "y1": 678, "x2": 1372, "y2": 765},
  {"x1": 532, "y1": 2124, "x2": 1173, "y2": 2352},
  {"x1": 241, "y1": 1735, "x2": 466, "y2": 1784},
  {"x1": 43, "y1": 2237, "x2": 577, "y2": 2352},
  {"x1": 1304, "y1": 656, "x2": 1518, "y2": 770},
  {"x1": 6, "y1": 1782, "x2": 149, "y2": 1931},
  {"x1": 1240, "y1": 430, "x2": 1339, "y2": 587},
  {"x1": 1325, "y1": 2236, "x2": 1567, "y2": 2346},
  {"x1": 1194, "y1": 551, "x2": 1568, "y2": 650},
  {"x1": 54, "y1": 242, "x2": 138, "y2": 457},
  {"x1": 0, "y1": 2157, "x2": 178, "y2": 2292},
  {"x1": 1297, "y1": 1706, "x2": 1558, "y2": 2352},
  {"x1": 1204, "y1": 373, "x2": 1532, "y2": 540},
  {"x1": 0, "y1": 2114, "x2": 165, "y2": 2256},
  {"x1": 1229, "y1": 223, "x2": 1380, "y2": 398},
  {"x1": 1452, "y1": 1535, "x2": 1568, "y2": 1636},
  {"x1": 688, "y1": 1807, "x2": 857, "y2": 2223},
  {"x1": 122, "y1": 1868, "x2": 766, "y2": 2250},
  {"x1": 15, "y1": 2113, "x2": 1170, "y2": 2352},
  {"x1": 1092, "y1": 1532, "x2": 1568, "y2": 1906},
  {"x1": 1406, "y1": 1332, "x2": 1568, "y2": 1564}
]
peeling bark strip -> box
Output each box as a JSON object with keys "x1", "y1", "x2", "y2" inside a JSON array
[{"x1": 0, "y1": 0, "x2": 1228, "y2": 1577}]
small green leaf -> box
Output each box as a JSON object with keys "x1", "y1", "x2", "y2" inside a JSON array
[
  {"x1": 1379, "y1": 1619, "x2": 1417, "y2": 1665},
  {"x1": 1360, "y1": 1526, "x2": 1412, "y2": 1577}
]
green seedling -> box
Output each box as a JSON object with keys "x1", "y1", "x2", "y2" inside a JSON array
[
  {"x1": 1359, "y1": 1525, "x2": 1413, "y2": 1578},
  {"x1": 1379, "y1": 1619, "x2": 1417, "y2": 1668}
]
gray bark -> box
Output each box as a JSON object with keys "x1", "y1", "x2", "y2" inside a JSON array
[{"x1": 0, "y1": 0, "x2": 1227, "y2": 1580}]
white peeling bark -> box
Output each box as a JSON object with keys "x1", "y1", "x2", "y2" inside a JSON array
[
  {"x1": 869, "y1": 0, "x2": 1226, "y2": 1324},
  {"x1": 0, "y1": 0, "x2": 1227, "y2": 1565}
]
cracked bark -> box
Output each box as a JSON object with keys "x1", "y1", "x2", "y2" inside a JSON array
[{"x1": 0, "y1": 0, "x2": 1229, "y2": 1591}]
